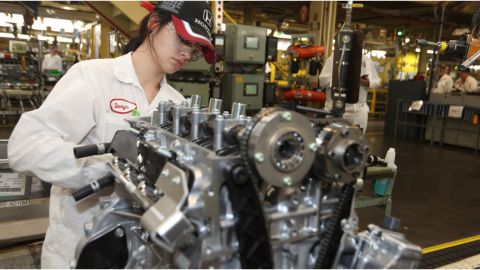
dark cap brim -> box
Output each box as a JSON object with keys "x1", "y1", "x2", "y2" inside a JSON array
[{"x1": 172, "y1": 16, "x2": 215, "y2": 64}]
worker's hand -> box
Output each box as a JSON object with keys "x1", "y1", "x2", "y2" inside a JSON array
[{"x1": 360, "y1": 75, "x2": 370, "y2": 87}]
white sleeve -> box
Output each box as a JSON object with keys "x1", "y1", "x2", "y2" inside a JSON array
[
  {"x1": 436, "y1": 77, "x2": 446, "y2": 94},
  {"x1": 366, "y1": 58, "x2": 381, "y2": 88},
  {"x1": 41, "y1": 55, "x2": 47, "y2": 72},
  {"x1": 454, "y1": 78, "x2": 463, "y2": 91},
  {"x1": 318, "y1": 56, "x2": 334, "y2": 88},
  {"x1": 466, "y1": 77, "x2": 478, "y2": 92},
  {"x1": 445, "y1": 77, "x2": 453, "y2": 93},
  {"x1": 8, "y1": 63, "x2": 109, "y2": 189},
  {"x1": 57, "y1": 56, "x2": 63, "y2": 72}
]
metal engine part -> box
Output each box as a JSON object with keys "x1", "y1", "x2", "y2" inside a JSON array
[{"x1": 72, "y1": 96, "x2": 421, "y2": 269}]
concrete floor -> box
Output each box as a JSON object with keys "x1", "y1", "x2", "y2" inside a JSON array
[
  {"x1": 1, "y1": 119, "x2": 480, "y2": 268},
  {"x1": 358, "y1": 132, "x2": 480, "y2": 248}
]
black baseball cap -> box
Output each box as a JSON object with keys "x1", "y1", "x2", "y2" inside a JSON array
[{"x1": 148, "y1": 1, "x2": 215, "y2": 64}]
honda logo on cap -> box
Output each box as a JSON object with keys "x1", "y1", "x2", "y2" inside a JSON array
[{"x1": 203, "y1": 9, "x2": 212, "y2": 27}]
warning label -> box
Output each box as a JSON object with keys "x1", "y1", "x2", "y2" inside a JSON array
[{"x1": 0, "y1": 172, "x2": 26, "y2": 196}]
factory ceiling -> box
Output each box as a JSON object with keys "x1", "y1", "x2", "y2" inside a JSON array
[
  {"x1": 223, "y1": 1, "x2": 476, "y2": 40},
  {"x1": 1, "y1": 1, "x2": 476, "y2": 44}
]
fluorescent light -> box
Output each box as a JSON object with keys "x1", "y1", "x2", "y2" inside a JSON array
[
  {"x1": 44, "y1": 17, "x2": 74, "y2": 33},
  {"x1": 32, "y1": 19, "x2": 47, "y2": 31},
  {"x1": 415, "y1": 48, "x2": 421, "y2": 53},
  {"x1": 277, "y1": 39, "x2": 292, "y2": 51},
  {"x1": 405, "y1": 37, "x2": 410, "y2": 43},
  {"x1": 273, "y1": 32, "x2": 291, "y2": 39},
  {"x1": 0, "y1": 32, "x2": 15, "y2": 38},
  {"x1": 371, "y1": 50, "x2": 387, "y2": 58},
  {"x1": 57, "y1": 37, "x2": 72, "y2": 43},
  {"x1": 0, "y1": 21, "x2": 12, "y2": 27},
  {"x1": 17, "y1": 34, "x2": 30, "y2": 40},
  {"x1": 37, "y1": 35, "x2": 54, "y2": 42},
  {"x1": 427, "y1": 50, "x2": 434, "y2": 54}
]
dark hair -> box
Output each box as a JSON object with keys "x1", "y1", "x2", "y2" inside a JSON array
[{"x1": 123, "y1": 9, "x2": 172, "y2": 54}]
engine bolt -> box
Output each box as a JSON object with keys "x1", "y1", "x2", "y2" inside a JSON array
[
  {"x1": 114, "y1": 227, "x2": 125, "y2": 238},
  {"x1": 254, "y1": 152, "x2": 265, "y2": 163},
  {"x1": 308, "y1": 142, "x2": 318, "y2": 152},
  {"x1": 281, "y1": 111, "x2": 292, "y2": 121},
  {"x1": 283, "y1": 176, "x2": 293, "y2": 187}
]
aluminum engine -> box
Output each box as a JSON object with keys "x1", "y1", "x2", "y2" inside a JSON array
[{"x1": 71, "y1": 96, "x2": 422, "y2": 269}]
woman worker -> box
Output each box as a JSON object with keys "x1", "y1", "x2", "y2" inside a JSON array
[{"x1": 7, "y1": 1, "x2": 215, "y2": 268}]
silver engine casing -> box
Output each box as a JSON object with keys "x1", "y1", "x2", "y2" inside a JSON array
[{"x1": 72, "y1": 98, "x2": 422, "y2": 269}]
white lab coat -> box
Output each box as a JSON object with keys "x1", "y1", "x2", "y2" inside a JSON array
[
  {"x1": 8, "y1": 52, "x2": 185, "y2": 268},
  {"x1": 42, "y1": 53, "x2": 63, "y2": 72},
  {"x1": 454, "y1": 75, "x2": 479, "y2": 93},
  {"x1": 319, "y1": 55, "x2": 381, "y2": 133},
  {"x1": 433, "y1": 74, "x2": 454, "y2": 94}
]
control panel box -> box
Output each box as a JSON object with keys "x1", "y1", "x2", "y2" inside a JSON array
[
  {"x1": 222, "y1": 73, "x2": 264, "y2": 111},
  {"x1": 225, "y1": 24, "x2": 267, "y2": 64}
]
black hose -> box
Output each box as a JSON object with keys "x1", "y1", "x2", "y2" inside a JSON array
[
  {"x1": 72, "y1": 175, "x2": 115, "y2": 201},
  {"x1": 74, "y1": 143, "x2": 111, "y2": 159}
]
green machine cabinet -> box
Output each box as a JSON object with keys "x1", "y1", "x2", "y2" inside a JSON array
[
  {"x1": 169, "y1": 58, "x2": 212, "y2": 107},
  {"x1": 225, "y1": 24, "x2": 267, "y2": 64},
  {"x1": 222, "y1": 74, "x2": 264, "y2": 111},
  {"x1": 182, "y1": 58, "x2": 211, "y2": 72}
]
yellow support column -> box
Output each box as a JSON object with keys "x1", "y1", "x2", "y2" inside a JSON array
[{"x1": 100, "y1": 22, "x2": 111, "y2": 58}]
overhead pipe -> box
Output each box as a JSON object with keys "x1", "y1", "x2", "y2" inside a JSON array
[{"x1": 427, "y1": 2, "x2": 447, "y2": 96}]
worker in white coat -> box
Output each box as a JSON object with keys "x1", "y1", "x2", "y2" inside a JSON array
[
  {"x1": 319, "y1": 54, "x2": 381, "y2": 133},
  {"x1": 8, "y1": 1, "x2": 215, "y2": 268},
  {"x1": 454, "y1": 68, "x2": 479, "y2": 93},
  {"x1": 433, "y1": 65, "x2": 454, "y2": 94},
  {"x1": 41, "y1": 46, "x2": 63, "y2": 73}
]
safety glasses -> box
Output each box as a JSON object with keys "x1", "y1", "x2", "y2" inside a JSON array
[{"x1": 166, "y1": 22, "x2": 203, "y2": 61}]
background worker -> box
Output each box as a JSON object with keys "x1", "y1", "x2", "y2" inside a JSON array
[
  {"x1": 454, "y1": 68, "x2": 478, "y2": 93},
  {"x1": 433, "y1": 65, "x2": 454, "y2": 94},
  {"x1": 319, "y1": 54, "x2": 381, "y2": 133}
]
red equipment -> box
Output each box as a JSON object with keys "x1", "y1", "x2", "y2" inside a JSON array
[
  {"x1": 282, "y1": 89, "x2": 326, "y2": 103},
  {"x1": 289, "y1": 45, "x2": 325, "y2": 59}
]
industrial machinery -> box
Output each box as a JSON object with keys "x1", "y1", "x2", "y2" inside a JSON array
[
  {"x1": 286, "y1": 34, "x2": 325, "y2": 88},
  {"x1": 70, "y1": 96, "x2": 421, "y2": 269},
  {"x1": 222, "y1": 24, "x2": 269, "y2": 112},
  {"x1": 416, "y1": 6, "x2": 480, "y2": 70}
]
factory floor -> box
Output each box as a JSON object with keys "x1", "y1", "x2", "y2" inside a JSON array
[{"x1": 1, "y1": 119, "x2": 480, "y2": 268}]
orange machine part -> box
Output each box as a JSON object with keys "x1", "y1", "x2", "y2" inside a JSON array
[
  {"x1": 291, "y1": 46, "x2": 325, "y2": 59},
  {"x1": 283, "y1": 89, "x2": 326, "y2": 103},
  {"x1": 466, "y1": 35, "x2": 480, "y2": 58}
]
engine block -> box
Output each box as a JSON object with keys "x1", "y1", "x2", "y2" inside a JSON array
[{"x1": 72, "y1": 96, "x2": 422, "y2": 268}]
